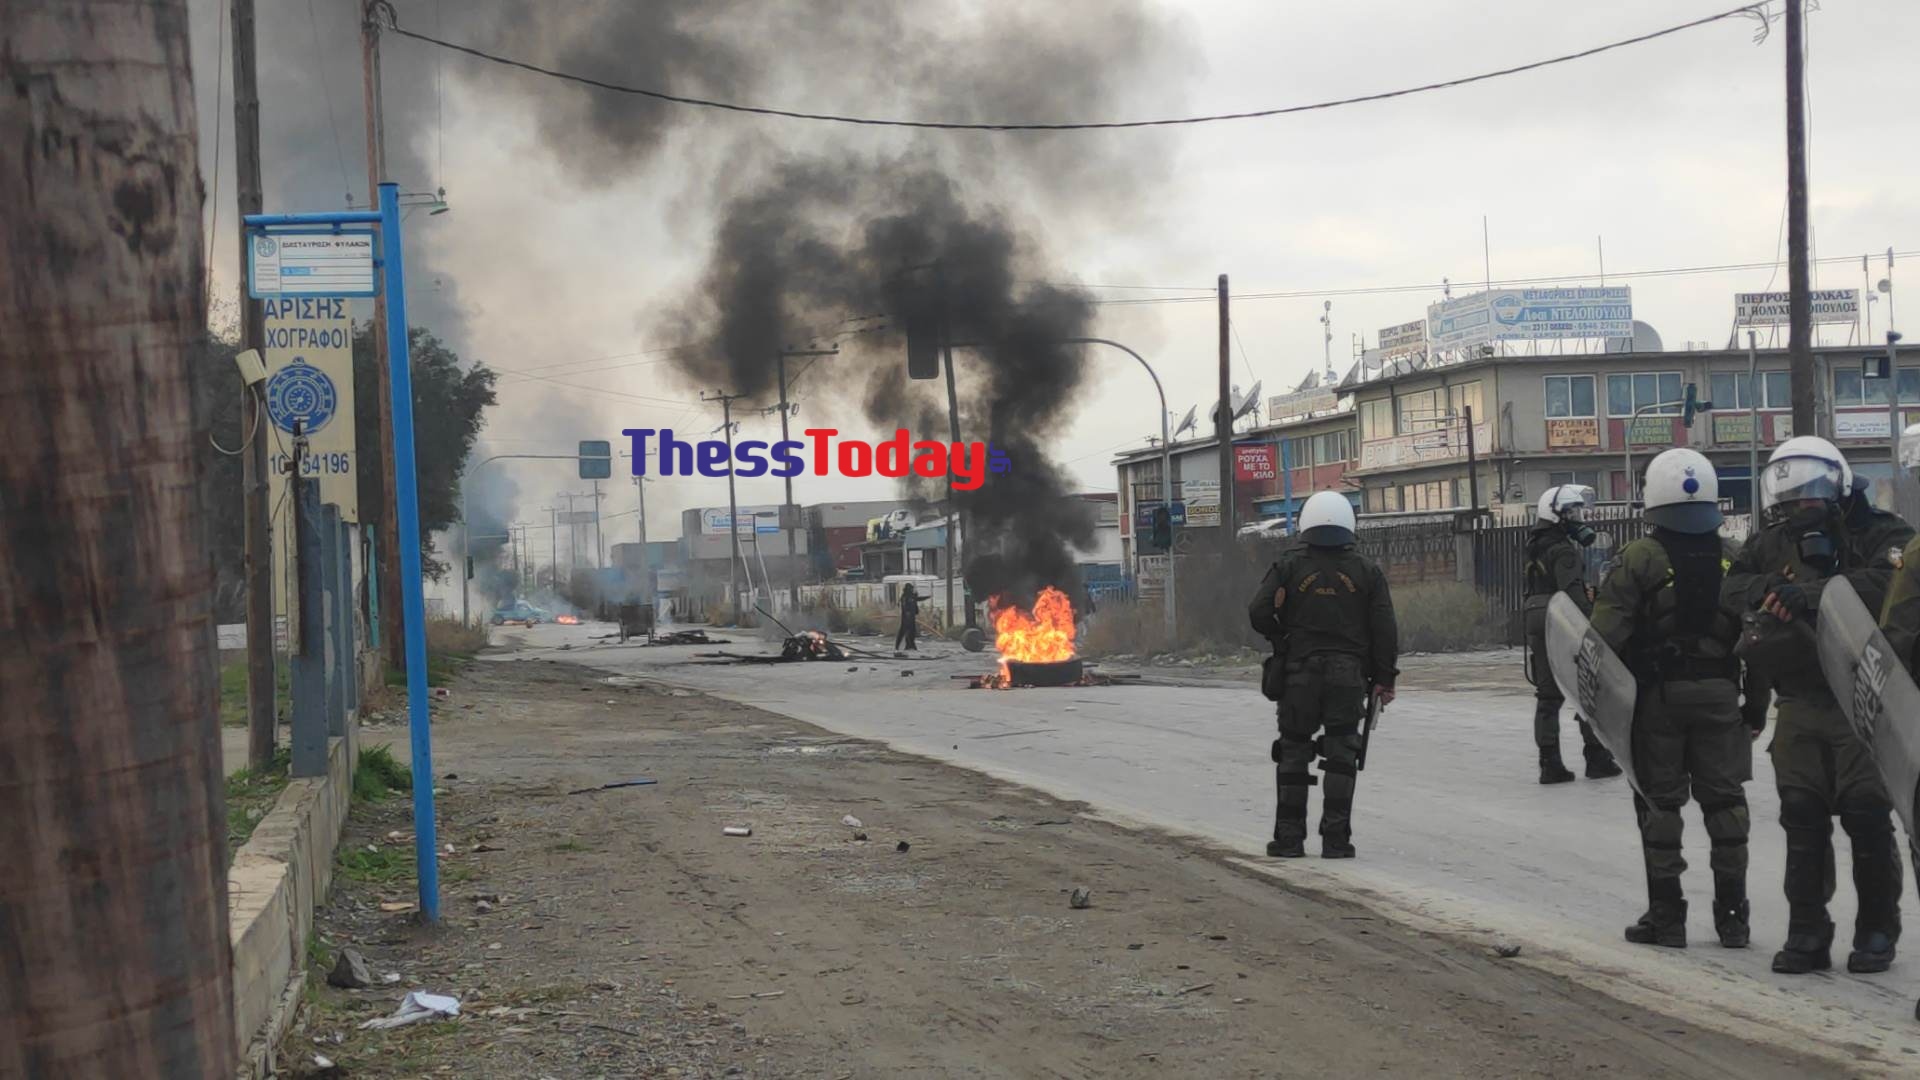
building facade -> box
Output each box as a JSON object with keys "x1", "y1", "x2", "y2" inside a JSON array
[{"x1": 1339, "y1": 344, "x2": 1908, "y2": 515}]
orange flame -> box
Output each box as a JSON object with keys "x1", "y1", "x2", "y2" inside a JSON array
[
  {"x1": 555, "y1": 614, "x2": 580, "y2": 625},
  {"x1": 991, "y1": 586, "x2": 1078, "y2": 669}
]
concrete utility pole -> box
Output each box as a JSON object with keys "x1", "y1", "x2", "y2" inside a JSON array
[
  {"x1": 232, "y1": 0, "x2": 277, "y2": 769},
  {"x1": 362, "y1": 0, "x2": 404, "y2": 666},
  {"x1": 1216, "y1": 274, "x2": 1236, "y2": 539},
  {"x1": 1, "y1": 2, "x2": 237, "y2": 1070},
  {"x1": 704, "y1": 390, "x2": 748, "y2": 619},
  {"x1": 1784, "y1": 0, "x2": 1817, "y2": 436}
]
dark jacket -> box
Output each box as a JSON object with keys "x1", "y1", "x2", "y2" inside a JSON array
[
  {"x1": 1524, "y1": 522, "x2": 1589, "y2": 604},
  {"x1": 1591, "y1": 531, "x2": 1739, "y2": 682},
  {"x1": 1724, "y1": 507, "x2": 1914, "y2": 698},
  {"x1": 1249, "y1": 544, "x2": 1399, "y2": 689}
]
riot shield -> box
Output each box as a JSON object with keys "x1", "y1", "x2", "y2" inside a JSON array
[
  {"x1": 1544, "y1": 591, "x2": 1644, "y2": 796},
  {"x1": 1815, "y1": 576, "x2": 1920, "y2": 845}
]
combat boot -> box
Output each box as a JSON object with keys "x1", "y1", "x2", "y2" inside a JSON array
[
  {"x1": 1538, "y1": 746, "x2": 1575, "y2": 785},
  {"x1": 1625, "y1": 900, "x2": 1688, "y2": 948},
  {"x1": 1266, "y1": 838, "x2": 1305, "y2": 858},
  {"x1": 1713, "y1": 896, "x2": 1751, "y2": 949},
  {"x1": 1771, "y1": 920, "x2": 1834, "y2": 974},
  {"x1": 1848, "y1": 928, "x2": 1898, "y2": 974},
  {"x1": 1321, "y1": 837, "x2": 1356, "y2": 859},
  {"x1": 1583, "y1": 744, "x2": 1623, "y2": 780}
]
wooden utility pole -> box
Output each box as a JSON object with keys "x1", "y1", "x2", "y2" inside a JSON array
[
  {"x1": 1216, "y1": 274, "x2": 1236, "y2": 538},
  {"x1": 362, "y1": 0, "x2": 404, "y2": 665},
  {"x1": 232, "y1": 0, "x2": 277, "y2": 769},
  {"x1": 0, "y1": 2, "x2": 237, "y2": 1072},
  {"x1": 1785, "y1": 0, "x2": 1817, "y2": 435}
]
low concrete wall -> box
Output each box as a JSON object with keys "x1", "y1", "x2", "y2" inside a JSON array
[{"x1": 229, "y1": 722, "x2": 359, "y2": 1076}]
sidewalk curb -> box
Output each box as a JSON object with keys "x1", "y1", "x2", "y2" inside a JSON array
[{"x1": 229, "y1": 721, "x2": 359, "y2": 1077}]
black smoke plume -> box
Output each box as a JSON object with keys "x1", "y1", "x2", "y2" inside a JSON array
[{"x1": 216, "y1": 0, "x2": 1194, "y2": 588}]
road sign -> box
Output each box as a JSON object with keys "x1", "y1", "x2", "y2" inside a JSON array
[
  {"x1": 579, "y1": 440, "x2": 612, "y2": 479},
  {"x1": 248, "y1": 229, "x2": 376, "y2": 298}
]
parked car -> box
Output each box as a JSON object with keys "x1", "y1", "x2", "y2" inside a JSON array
[{"x1": 490, "y1": 601, "x2": 546, "y2": 626}]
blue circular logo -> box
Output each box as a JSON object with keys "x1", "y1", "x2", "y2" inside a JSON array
[
  {"x1": 265, "y1": 360, "x2": 337, "y2": 436},
  {"x1": 253, "y1": 235, "x2": 278, "y2": 258}
]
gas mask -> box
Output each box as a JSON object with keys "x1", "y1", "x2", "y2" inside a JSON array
[
  {"x1": 1775, "y1": 503, "x2": 1839, "y2": 571},
  {"x1": 1564, "y1": 520, "x2": 1597, "y2": 547}
]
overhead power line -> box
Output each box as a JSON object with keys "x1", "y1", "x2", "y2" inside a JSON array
[
  {"x1": 387, "y1": 4, "x2": 1764, "y2": 132},
  {"x1": 1085, "y1": 249, "x2": 1920, "y2": 307}
]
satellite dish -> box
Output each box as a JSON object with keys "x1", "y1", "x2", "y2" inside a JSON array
[
  {"x1": 1173, "y1": 405, "x2": 1198, "y2": 438},
  {"x1": 1232, "y1": 380, "x2": 1264, "y2": 420}
]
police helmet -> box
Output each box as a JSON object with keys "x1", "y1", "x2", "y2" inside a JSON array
[
  {"x1": 1762, "y1": 436, "x2": 1849, "y2": 513},
  {"x1": 1298, "y1": 491, "x2": 1357, "y2": 547},
  {"x1": 1642, "y1": 448, "x2": 1722, "y2": 534},
  {"x1": 1536, "y1": 484, "x2": 1593, "y2": 524}
]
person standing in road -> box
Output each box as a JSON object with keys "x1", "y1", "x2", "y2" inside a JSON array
[
  {"x1": 1524, "y1": 484, "x2": 1623, "y2": 784},
  {"x1": 1588, "y1": 450, "x2": 1751, "y2": 949},
  {"x1": 896, "y1": 584, "x2": 920, "y2": 652},
  {"x1": 1248, "y1": 491, "x2": 1398, "y2": 860},
  {"x1": 1725, "y1": 437, "x2": 1912, "y2": 975}
]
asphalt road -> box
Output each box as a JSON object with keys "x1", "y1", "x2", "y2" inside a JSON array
[{"x1": 484, "y1": 619, "x2": 1920, "y2": 1070}]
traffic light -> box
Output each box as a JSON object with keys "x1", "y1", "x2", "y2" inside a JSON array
[
  {"x1": 1149, "y1": 505, "x2": 1173, "y2": 552},
  {"x1": 1681, "y1": 382, "x2": 1713, "y2": 428}
]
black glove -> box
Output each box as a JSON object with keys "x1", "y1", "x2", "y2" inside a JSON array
[{"x1": 1771, "y1": 582, "x2": 1813, "y2": 620}]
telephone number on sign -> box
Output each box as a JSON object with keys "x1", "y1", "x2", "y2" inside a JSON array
[{"x1": 273, "y1": 452, "x2": 352, "y2": 477}]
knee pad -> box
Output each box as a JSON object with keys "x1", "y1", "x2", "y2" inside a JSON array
[
  {"x1": 1778, "y1": 787, "x2": 1830, "y2": 831},
  {"x1": 1271, "y1": 738, "x2": 1284, "y2": 764},
  {"x1": 1839, "y1": 803, "x2": 1894, "y2": 841}
]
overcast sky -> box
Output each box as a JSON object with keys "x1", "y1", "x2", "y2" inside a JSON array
[{"x1": 188, "y1": 0, "x2": 1919, "y2": 548}]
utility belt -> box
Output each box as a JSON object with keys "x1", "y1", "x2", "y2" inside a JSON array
[{"x1": 1632, "y1": 653, "x2": 1737, "y2": 684}]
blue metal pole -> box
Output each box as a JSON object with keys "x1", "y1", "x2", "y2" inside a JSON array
[{"x1": 378, "y1": 181, "x2": 439, "y2": 921}]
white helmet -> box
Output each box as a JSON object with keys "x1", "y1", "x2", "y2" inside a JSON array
[
  {"x1": 1762, "y1": 436, "x2": 1849, "y2": 512},
  {"x1": 1536, "y1": 484, "x2": 1593, "y2": 524},
  {"x1": 1298, "y1": 490, "x2": 1356, "y2": 546},
  {"x1": 1642, "y1": 448, "x2": 1721, "y2": 534}
]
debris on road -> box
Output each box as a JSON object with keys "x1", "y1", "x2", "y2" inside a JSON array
[
  {"x1": 1176, "y1": 982, "x2": 1215, "y2": 996},
  {"x1": 359, "y1": 990, "x2": 461, "y2": 1030},
  {"x1": 327, "y1": 948, "x2": 374, "y2": 989},
  {"x1": 841, "y1": 815, "x2": 864, "y2": 828},
  {"x1": 725, "y1": 990, "x2": 787, "y2": 1001},
  {"x1": 1494, "y1": 942, "x2": 1522, "y2": 959},
  {"x1": 475, "y1": 900, "x2": 495, "y2": 914},
  {"x1": 432, "y1": 687, "x2": 451, "y2": 700},
  {"x1": 565, "y1": 777, "x2": 658, "y2": 795},
  {"x1": 895, "y1": 841, "x2": 911, "y2": 852},
  {"x1": 853, "y1": 832, "x2": 868, "y2": 841},
  {"x1": 723, "y1": 826, "x2": 753, "y2": 837},
  {"x1": 1069, "y1": 887, "x2": 1092, "y2": 910},
  {"x1": 377, "y1": 900, "x2": 415, "y2": 914},
  {"x1": 645, "y1": 629, "x2": 726, "y2": 647}
]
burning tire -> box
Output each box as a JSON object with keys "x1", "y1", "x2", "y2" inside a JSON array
[{"x1": 1002, "y1": 658, "x2": 1083, "y2": 687}]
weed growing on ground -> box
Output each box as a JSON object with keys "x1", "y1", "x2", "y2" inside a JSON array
[
  {"x1": 353, "y1": 745, "x2": 411, "y2": 803},
  {"x1": 226, "y1": 749, "x2": 291, "y2": 853},
  {"x1": 1394, "y1": 581, "x2": 1505, "y2": 653}
]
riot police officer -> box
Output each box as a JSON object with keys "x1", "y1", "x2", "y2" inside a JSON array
[
  {"x1": 1524, "y1": 484, "x2": 1623, "y2": 784},
  {"x1": 1725, "y1": 436, "x2": 1912, "y2": 975},
  {"x1": 1248, "y1": 491, "x2": 1399, "y2": 859},
  {"x1": 1588, "y1": 450, "x2": 1750, "y2": 948}
]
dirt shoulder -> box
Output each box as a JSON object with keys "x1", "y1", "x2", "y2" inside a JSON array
[{"x1": 287, "y1": 656, "x2": 1840, "y2": 1079}]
